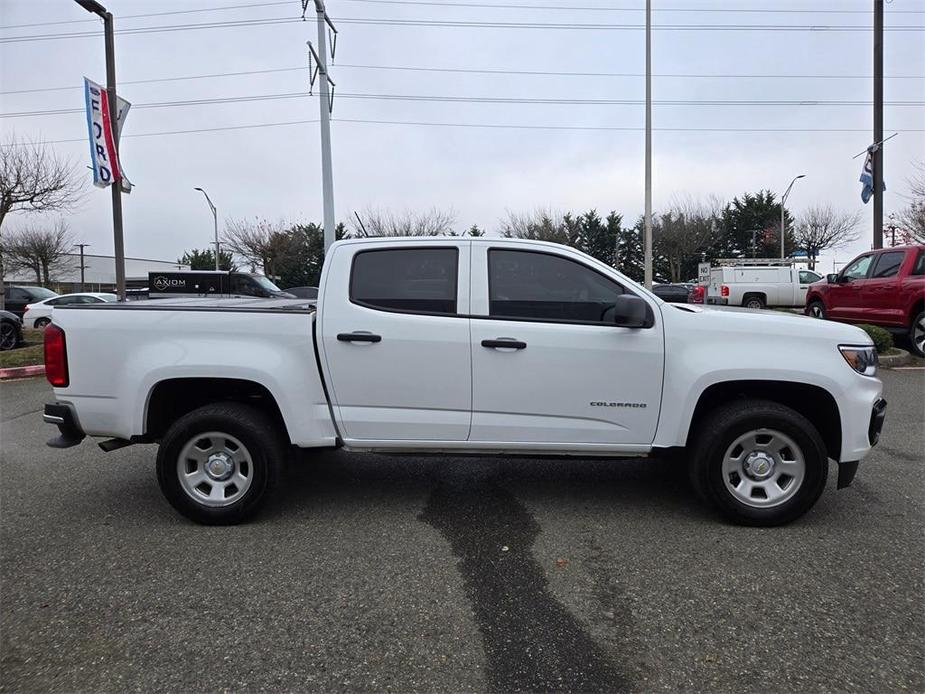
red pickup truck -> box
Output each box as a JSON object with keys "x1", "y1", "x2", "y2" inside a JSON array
[{"x1": 805, "y1": 245, "x2": 925, "y2": 357}]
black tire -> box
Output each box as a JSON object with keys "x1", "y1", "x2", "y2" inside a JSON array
[
  {"x1": 689, "y1": 400, "x2": 828, "y2": 526},
  {"x1": 156, "y1": 403, "x2": 285, "y2": 525},
  {"x1": 0, "y1": 321, "x2": 18, "y2": 351},
  {"x1": 34, "y1": 317, "x2": 51, "y2": 329},
  {"x1": 909, "y1": 310, "x2": 925, "y2": 358},
  {"x1": 807, "y1": 300, "x2": 827, "y2": 320},
  {"x1": 742, "y1": 294, "x2": 766, "y2": 310}
]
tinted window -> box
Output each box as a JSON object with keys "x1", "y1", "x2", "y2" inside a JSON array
[
  {"x1": 488, "y1": 249, "x2": 624, "y2": 323},
  {"x1": 351, "y1": 248, "x2": 458, "y2": 314},
  {"x1": 26, "y1": 287, "x2": 57, "y2": 301},
  {"x1": 6, "y1": 288, "x2": 27, "y2": 302},
  {"x1": 842, "y1": 255, "x2": 873, "y2": 280},
  {"x1": 871, "y1": 251, "x2": 905, "y2": 278},
  {"x1": 912, "y1": 251, "x2": 924, "y2": 276},
  {"x1": 799, "y1": 270, "x2": 822, "y2": 284}
]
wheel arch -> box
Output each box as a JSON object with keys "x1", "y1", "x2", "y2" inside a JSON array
[
  {"x1": 685, "y1": 380, "x2": 841, "y2": 461},
  {"x1": 144, "y1": 377, "x2": 291, "y2": 444}
]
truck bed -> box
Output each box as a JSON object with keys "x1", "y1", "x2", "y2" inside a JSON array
[{"x1": 58, "y1": 297, "x2": 316, "y2": 313}]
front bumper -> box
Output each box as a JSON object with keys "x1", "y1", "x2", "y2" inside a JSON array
[
  {"x1": 838, "y1": 398, "x2": 887, "y2": 489},
  {"x1": 44, "y1": 402, "x2": 85, "y2": 448}
]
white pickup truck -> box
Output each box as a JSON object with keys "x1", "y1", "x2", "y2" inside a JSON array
[
  {"x1": 707, "y1": 264, "x2": 824, "y2": 309},
  {"x1": 42, "y1": 238, "x2": 886, "y2": 526}
]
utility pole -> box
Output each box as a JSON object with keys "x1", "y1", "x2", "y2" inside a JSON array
[
  {"x1": 643, "y1": 0, "x2": 653, "y2": 289},
  {"x1": 306, "y1": 0, "x2": 337, "y2": 253},
  {"x1": 194, "y1": 187, "x2": 220, "y2": 270},
  {"x1": 74, "y1": 243, "x2": 90, "y2": 291},
  {"x1": 873, "y1": 0, "x2": 884, "y2": 249},
  {"x1": 75, "y1": 0, "x2": 126, "y2": 301},
  {"x1": 780, "y1": 174, "x2": 806, "y2": 259}
]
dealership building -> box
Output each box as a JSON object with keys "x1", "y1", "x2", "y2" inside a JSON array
[{"x1": 3, "y1": 253, "x2": 189, "y2": 294}]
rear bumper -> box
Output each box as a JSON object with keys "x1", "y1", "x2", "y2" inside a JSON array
[
  {"x1": 705, "y1": 297, "x2": 728, "y2": 305},
  {"x1": 44, "y1": 402, "x2": 86, "y2": 448}
]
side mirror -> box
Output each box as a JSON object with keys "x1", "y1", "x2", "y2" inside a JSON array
[
  {"x1": 613, "y1": 295, "x2": 648, "y2": 328},
  {"x1": 826, "y1": 273, "x2": 839, "y2": 284}
]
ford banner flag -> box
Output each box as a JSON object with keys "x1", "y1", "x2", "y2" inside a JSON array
[
  {"x1": 83, "y1": 77, "x2": 132, "y2": 192},
  {"x1": 859, "y1": 147, "x2": 885, "y2": 204}
]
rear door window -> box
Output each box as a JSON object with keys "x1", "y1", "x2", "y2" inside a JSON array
[
  {"x1": 350, "y1": 248, "x2": 458, "y2": 315},
  {"x1": 870, "y1": 251, "x2": 906, "y2": 278}
]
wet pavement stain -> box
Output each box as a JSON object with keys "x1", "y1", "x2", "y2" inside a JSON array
[{"x1": 419, "y1": 469, "x2": 632, "y2": 694}]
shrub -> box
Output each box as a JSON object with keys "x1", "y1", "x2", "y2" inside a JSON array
[{"x1": 857, "y1": 324, "x2": 894, "y2": 354}]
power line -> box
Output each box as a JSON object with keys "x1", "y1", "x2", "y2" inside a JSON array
[
  {"x1": 342, "y1": 0, "x2": 925, "y2": 13},
  {"x1": 2, "y1": 0, "x2": 922, "y2": 30},
  {"x1": 7, "y1": 117, "x2": 922, "y2": 147},
  {"x1": 5, "y1": 62, "x2": 924, "y2": 96},
  {"x1": 2, "y1": 15, "x2": 922, "y2": 44},
  {"x1": 3, "y1": 90, "x2": 924, "y2": 119}
]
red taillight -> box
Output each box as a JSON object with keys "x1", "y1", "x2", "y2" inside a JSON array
[
  {"x1": 721, "y1": 285, "x2": 730, "y2": 297},
  {"x1": 689, "y1": 286, "x2": 705, "y2": 304},
  {"x1": 44, "y1": 323, "x2": 69, "y2": 387}
]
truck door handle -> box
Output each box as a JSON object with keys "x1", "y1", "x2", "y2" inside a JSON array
[
  {"x1": 481, "y1": 338, "x2": 527, "y2": 350},
  {"x1": 337, "y1": 332, "x2": 382, "y2": 343}
]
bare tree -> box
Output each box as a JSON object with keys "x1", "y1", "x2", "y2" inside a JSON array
[
  {"x1": 892, "y1": 161, "x2": 925, "y2": 243},
  {"x1": 500, "y1": 208, "x2": 580, "y2": 247},
  {"x1": 653, "y1": 196, "x2": 722, "y2": 282},
  {"x1": 357, "y1": 207, "x2": 456, "y2": 237},
  {"x1": 2, "y1": 220, "x2": 76, "y2": 285},
  {"x1": 222, "y1": 218, "x2": 290, "y2": 276},
  {"x1": 794, "y1": 206, "x2": 862, "y2": 270},
  {"x1": 0, "y1": 134, "x2": 84, "y2": 307}
]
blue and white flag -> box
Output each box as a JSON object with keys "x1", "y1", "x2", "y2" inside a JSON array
[{"x1": 859, "y1": 148, "x2": 885, "y2": 204}]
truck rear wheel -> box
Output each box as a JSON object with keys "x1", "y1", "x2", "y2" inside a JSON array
[
  {"x1": 742, "y1": 294, "x2": 766, "y2": 310},
  {"x1": 910, "y1": 311, "x2": 924, "y2": 358},
  {"x1": 689, "y1": 400, "x2": 828, "y2": 526},
  {"x1": 156, "y1": 403, "x2": 284, "y2": 525}
]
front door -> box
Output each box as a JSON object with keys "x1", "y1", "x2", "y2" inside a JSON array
[
  {"x1": 860, "y1": 250, "x2": 907, "y2": 325},
  {"x1": 468, "y1": 245, "x2": 664, "y2": 446},
  {"x1": 829, "y1": 253, "x2": 874, "y2": 321},
  {"x1": 319, "y1": 244, "x2": 472, "y2": 442}
]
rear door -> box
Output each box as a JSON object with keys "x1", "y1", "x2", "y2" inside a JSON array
[
  {"x1": 318, "y1": 242, "x2": 472, "y2": 442},
  {"x1": 468, "y1": 243, "x2": 664, "y2": 447}
]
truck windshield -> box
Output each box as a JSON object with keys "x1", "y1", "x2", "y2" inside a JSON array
[{"x1": 250, "y1": 275, "x2": 283, "y2": 293}]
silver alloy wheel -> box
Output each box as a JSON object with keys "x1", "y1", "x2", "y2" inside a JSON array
[
  {"x1": 177, "y1": 431, "x2": 254, "y2": 507},
  {"x1": 35, "y1": 318, "x2": 50, "y2": 329},
  {"x1": 722, "y1": 428, "x2": 806, "y2": 508},
  {"x1": 0, "y1": 323, "x2": 16, "y2": 350},
  {"x1": 914, "y1": 315, "x2": 925, "y2": 355},
  {"x1": 809, "y1": 304, "x2": 824, "y2": 318},
  {"x1": 746, "y1": 300, "x2": 762, "y2": 310}
]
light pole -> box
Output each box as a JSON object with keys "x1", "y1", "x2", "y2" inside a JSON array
[
  {"x1": 193, "y1": 187, "x2": 220, "y2": 270},
  {"x1": 643, "y1": 0, "x2": 653, "y2": 289},
  {"x1": 780, "y1": 174, "x2": 805, "y2": 259},
  {"x1": 74, "y1": 0, "x2": 126, "y2": 301},
  {"x1": 73, "y1": 243, "x2": 90, "y2": 291}
]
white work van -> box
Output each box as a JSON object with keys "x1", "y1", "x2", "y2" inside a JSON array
[{"x1": 707, "y1": 262, "x2": 823, "y2": 309}]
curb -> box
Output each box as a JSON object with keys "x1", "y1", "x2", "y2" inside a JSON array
[
  {"x1": 0, "y1": 364, "x2": 45, "y2": 381},
  {"x1": 879, "y1": 348, "x2": 913, "y2": 369}
]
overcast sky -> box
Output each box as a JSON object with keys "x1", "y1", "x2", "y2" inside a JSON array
[{"x1": 2, "y1": 0, "x2": 923, "y2": 272}]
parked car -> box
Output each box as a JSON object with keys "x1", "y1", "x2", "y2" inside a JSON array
[
  {"x1": 805, "y1": 245, "x2": 925, "y2": 357},
  {"x1": 652, "y1": 283, "x2": 692, "y2": 304},
  {"x1": 23, "y1": 293, "x2": 117, "y2": 329},
  {"x1": 283, "y1": 286, "x2": 319, "y2": 300},
  {"x1": 2, "y1": 286, "x2": 58, "y2": 319},
  {"x1": 42, "y1": 238, "x2": 885, "y2": 527},
  {"x1": 0, "y1": 310, "x2": 24, "y2": 351},
  {"x1": 706, "y1": 263, "x2": 823, "y2": 309}
]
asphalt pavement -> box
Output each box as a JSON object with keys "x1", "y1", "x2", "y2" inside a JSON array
[{"x1": 1, "y1": 371, "x2": 923, "y2": 693}]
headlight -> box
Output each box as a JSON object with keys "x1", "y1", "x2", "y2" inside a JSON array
[{"x1": 839, "y1": 345, "x2": 878, "y2": 376}]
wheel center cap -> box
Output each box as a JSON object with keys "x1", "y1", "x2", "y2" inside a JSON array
[
  {"x1": 743, "y1": 451, "x2": 775, "y2": 480},
  {"x1": 205, "y1": 452, "x2": 233, "y2": 481}
]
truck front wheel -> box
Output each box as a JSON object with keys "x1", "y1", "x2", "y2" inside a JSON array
[
  {"x1": 689, "y1": 400, "x2": 828, "y2": 526},
  {"x1": 910, "y1": 311, "x2": 924, "y2": 358},
  {"x1": 156, "y1": 403, "x2": 284, "y2": 525}
]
